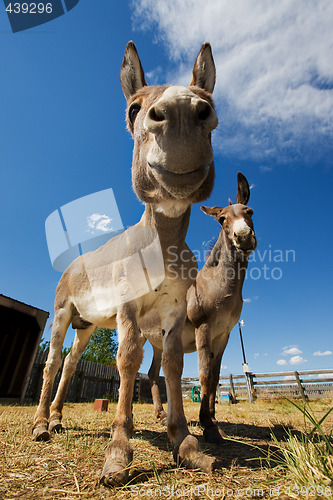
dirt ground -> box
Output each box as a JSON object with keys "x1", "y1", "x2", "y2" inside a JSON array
[{"x1": 0, "y1": 399, "x2": 332, "y2": 499}]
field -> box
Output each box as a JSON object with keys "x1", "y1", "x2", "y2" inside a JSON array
[{"x1": 0, "y1": 399, "x2": 332, "y2": 499}]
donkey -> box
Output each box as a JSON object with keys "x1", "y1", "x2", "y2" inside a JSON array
[
  {"x1": 146, "y1": 173, "x2": 256, "y2": 445},
  {"x1": 33, "y1": 42, "x2": 218, "y2": 485}
]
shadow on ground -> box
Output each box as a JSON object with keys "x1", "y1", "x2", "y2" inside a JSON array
[{"x1": 131, "y1": 422, "x2": 292, "y2": 470}]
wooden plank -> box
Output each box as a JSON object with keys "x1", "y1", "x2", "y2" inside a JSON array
[
  {"x1": 253, "y1": 369, "x2": 333, "y2": 378},
  {"x1": 223, "y1": 381, "x2": 333, "y2": 393},
  {"x1": 229, "y1": 374, "x2": 236, "y2": 403},
  {"x1": 254, "y1": 379, "x2": 297, "y2": 386},
  {"x1": 297, "y1": 369, "x2": 333, "y2": 376},
  {"x1": 221, "y1": 381, "x2": 332, "y2": 387},
  {"x1": 300, "y1": 378, "x2": 333, "y2": 384},
  {"x1": 220, "y1": 374, "x2": 246, "y2": 380},
  {"x1": 254, "y1": 378, "x2": 333, "y2": 385},
  {"x1": 219, "y1": 369, "x2": 333, "y2": 380}
]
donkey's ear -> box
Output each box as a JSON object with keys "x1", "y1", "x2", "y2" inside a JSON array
[
  {"x1": 120, "y1": 41, "x2": 147, "y2": 100},
  {"x1": 190, "y1": 43, "x2": 216, "y2": 93},
  {"x1": 236, "y1": 172, "x2": 250, "y2": 205},
  {"x1": 201, "y1": 205, "x2": 221, "y2": 218}
]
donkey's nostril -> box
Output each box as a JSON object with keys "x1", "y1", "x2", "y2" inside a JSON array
[
  {"x1": 197, "y1": 102, "x2": 211, "y2": 121},
  {"x1": 148, "y1": 106, "x2": 165, "y2": 122},
  {"x1": 234, "y1": 232, "x2": 237, "y2": 238}
]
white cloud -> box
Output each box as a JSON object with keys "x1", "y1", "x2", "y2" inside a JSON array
[
  {"x1": 254, "y1": 353, "x2": 259, "y2": 359},
  {"x1": 243, "y1": 296, "x2": 259, "y2": 303},
  {"x1": 282, "y1": 347, "x2": 302, "y2": 356},
  {"x1": 145, "y1": 66, "x2": 164, "y2": 85},
  {"x1": 87, "y1": 213, "x2": 113, "y2": 234},
  {"x1": 133, "y1": 0, "x2": 333, "y2": 162},
  {"x1": 318, "y1": 373, "x2": 333, "y2": 379},
  {"x1": 289, "y1": 355, "x2": 307, "y2": 365},
  {"x1": 313, "y1": 350, "x2": 332, "y2": 356},
  {"x1": 260, "y1": 165, "x2": 273, "y2": 173},
  {"x1": 277, "y1": 359, "x2": 287, "y2": 366}
]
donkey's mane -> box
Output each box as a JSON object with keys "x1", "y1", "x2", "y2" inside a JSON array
[{"x1": 205, "y1": 236, "x2": 218, "y2": 262}]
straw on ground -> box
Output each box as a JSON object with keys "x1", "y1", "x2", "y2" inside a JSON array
[{"x1": 1, "y1": 399, "x2": 332, "y2": 499}]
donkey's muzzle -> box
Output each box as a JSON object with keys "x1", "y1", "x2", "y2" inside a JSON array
[
  {"x1": 233, "y1": 227, "x2": 257, "y2": 253},
  {"x1": 144, "y1": 92, "x2": 218, "y2": 137}
]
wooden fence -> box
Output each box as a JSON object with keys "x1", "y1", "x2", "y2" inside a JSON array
[
  {"x1": 25, "y1": 353, "x2": 332, "y2": 405},
  {"x1": 25, "y1": 350, "x2": 166, "y2": 404},
  {"x1": 182, "y1": 369, "x2": 333, "y2": 403},
  {"x1": 222, "y1": 369, "x2": 333, "y2": 402}
]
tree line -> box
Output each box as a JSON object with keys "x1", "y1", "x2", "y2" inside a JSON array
[{"x1": 38, "y1": 328, "x2": 118, "y2": 366}]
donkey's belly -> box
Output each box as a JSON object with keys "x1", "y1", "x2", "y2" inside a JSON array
[
  {"x1": 72, "y1": 284, "x2": 159, "y2": 328},
  {"x1": 71, "y1": 288, "x2": 118, "y2": 326}
]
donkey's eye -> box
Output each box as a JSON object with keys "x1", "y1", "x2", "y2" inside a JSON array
[
  {"x1": 129, "y1": 103, "x2": 141, "y2": 124},
  {"x1": 246, "y1": 208, "x2": 253, "y2": 217},
  {"x1": 219, "y1": 216, "x2": 225, "y2": 225}
]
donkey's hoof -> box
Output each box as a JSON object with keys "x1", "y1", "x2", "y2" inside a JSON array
[
  {"x1": 100, "y1": 460, "x2": 129, "y2": 487},
  {"x1": 32, "y1": 426, "x2": 50, "y2": 442},
  {"x1": 49, "y1": 419, "x2": 63, "y2": 433},
  {"x1": 101, "y1": 440, "x2": 133, "y2": 487},
  {"x1": 175, "y1": 435, "x2": 216, "y2": 473},
  {"x1": 157, "y1": 411, "x2": 167, "y2": 426},
  {"x1": 203, "y1": 425, "x2": 226, "y2": 446},
  {"x1": 198, "y1": 453, "x2": 216, "y2": 473}
]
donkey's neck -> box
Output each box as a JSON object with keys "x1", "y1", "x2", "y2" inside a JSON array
[
  {"x1": 139, "y1": 203, "x2": 191, "y2": 249},
  {"x1": 208, "y1": 231, "x2": 249, "y2": 293}
]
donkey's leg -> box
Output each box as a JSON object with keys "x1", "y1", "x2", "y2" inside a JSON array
[
  {"x1": 209, "y1": 334, "x2": 229, "y2": 423},
  {"x1": 208, "y1": 352, "x2": 223, "y2": 424},
  {"x1": 196, "y1": 324, "x2": 224, "y2": 445},
  {"x1": 148, "y1": 345, "x2": 167, "y2": 424},
  {"x1": 101, "y1": 303, "x2": 143, "y2": 486},
  {"x1": 161, "y1": 308, "x2": 215, "y2": 472},
  {"x1": 49, "y1": 325, "x2": 96, "y2": 432},
  {"x1": 33, "y1": 303, "x2": 72, "y2": 441}
]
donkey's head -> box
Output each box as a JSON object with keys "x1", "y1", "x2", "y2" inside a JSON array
[
  {"x1": 120, "y1": 42, "x2": 218, "y2": 215},
  {"x1": 201, "y1": 172, "x2": 257, "y2": 255}
]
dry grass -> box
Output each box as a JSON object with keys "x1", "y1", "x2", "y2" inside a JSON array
[{"x1": 0, "y1": 399, "x2": 332, "y2": 499}]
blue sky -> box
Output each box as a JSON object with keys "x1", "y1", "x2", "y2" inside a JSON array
[{"x1": 1, "y1": 1, "x2": 332, "y2": 378}]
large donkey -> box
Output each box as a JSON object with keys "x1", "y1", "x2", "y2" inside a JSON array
[
  {"x1": 33, "y1": 42, "x2": 218, "y2": 485},
  {"x1": 146, "y1": 173, "x2": 256, "y2": 445}
]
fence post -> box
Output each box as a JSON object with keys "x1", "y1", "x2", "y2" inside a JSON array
[
  {"x1": 242, "y1": 364, "x2": 254, "y2": 404},
  {"x1": 250, "y1": 373, "x2": 256, "y2": 400},
  {"x1": 294, "y1": 371, "x2": 307, "y2": 403},
  {"x1": 133, "y1": 375, "x2": 140, "y2": 402},
  {"x1": 229, "y1": 374, "x2": 237, "y2": 403},
  {"x1": 33, "y1": 351, "x2": 48, "y2": 401},
  {"x1": 76, "y1": 370, "x2": 85, "y2": 402},
  {"x1": 33, "y1": 363, "x2": 44, "y2": 401}
]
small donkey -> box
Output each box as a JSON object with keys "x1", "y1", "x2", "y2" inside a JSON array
[{"x1": 147, "y1": 172, "x2": 256, "y2": 445}]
